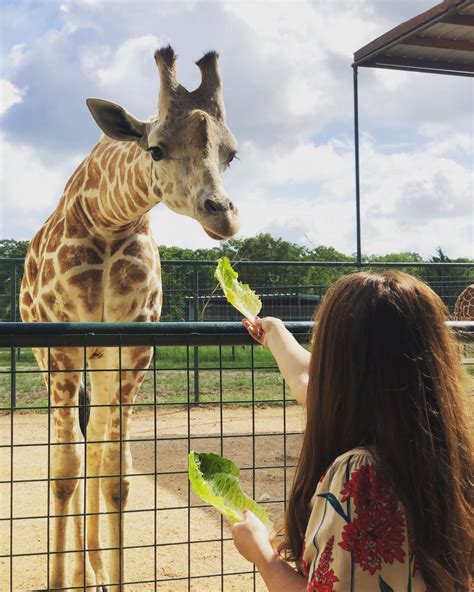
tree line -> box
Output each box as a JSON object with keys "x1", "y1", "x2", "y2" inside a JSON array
[{"x1": 0, "y1": 236, "x2": 472, "y2": 321}]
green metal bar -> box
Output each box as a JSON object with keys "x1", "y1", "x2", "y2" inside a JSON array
[
  {"x1": 0, "y1": 321, "x2": 472, "y2": 348},
  {"x1": 10, "y1": 261, "x2": 16, "y2": 322},
  {"x1": 192, "y1": 264, "x2": 200, "y2": 402},
  {"x1": 10, "y1": 347, "x2": 16, "y2": 411},
  {"x1": 353, "y1": 66, "x2": 362, "y2": 268}
]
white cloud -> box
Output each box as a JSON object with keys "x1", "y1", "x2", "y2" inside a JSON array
[
  {"x1": 0, "y1": 0, "x2": 472, "y2": 259},
  {"x1": 91, "y1": 35, "x2": 159, "y2": 88},
  {"x1": 0, "y1": 80, "x2": 24, "y2": 117},
  {"x1": 9, "y1": 44, "x2": 27, "y2": 69},
  {"x1": 0, "y1": 134, "x2": 83, "y2": 237}
]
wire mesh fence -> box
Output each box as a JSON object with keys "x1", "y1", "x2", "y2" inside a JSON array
[
  {"x1": 0, "y1": 322, "x2": 312, "y2": 592},
  {"x1": 1, "y1": 259, "x2": 473, "y2": 322},
  {"x1": 0, "y1": 321, "x2": 473, "y2": 591}
]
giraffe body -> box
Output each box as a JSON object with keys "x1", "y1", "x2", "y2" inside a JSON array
[{"x1": 20, "y1": 47, "x2": 239, "y2": 591}]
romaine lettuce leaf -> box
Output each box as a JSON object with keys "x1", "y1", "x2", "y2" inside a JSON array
[
  {"x1": 214, "y1": 257, "x2": 262, "y2": 321},
  {"x1": 188, "y1": 451, "x2": 272, "y2": 526}
]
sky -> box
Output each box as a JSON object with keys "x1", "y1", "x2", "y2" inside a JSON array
[{"x1": 0, "y1": 0, "x2": 472, "y2": 258}]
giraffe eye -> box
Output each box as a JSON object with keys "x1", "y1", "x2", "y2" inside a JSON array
[
  {"x1": 149, "y1": 144, "x2": 167, "y2": 161},
  {"x1": 226, "y1": 152, "x2": 238, "y2": 166}
]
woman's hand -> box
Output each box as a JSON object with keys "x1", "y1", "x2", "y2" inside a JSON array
[
  {"x1": 242, "y1": 317, "x2": 285, "y2": 348},
  {"x1": 232, "y1": 509, "x2": 308, "y2": 592},
  {"x1": 243, "y1": 316, "x2": 310, "y2": 406},
  {"x1": 231, "y1": 509, "x2": 275, "y2": 566}
]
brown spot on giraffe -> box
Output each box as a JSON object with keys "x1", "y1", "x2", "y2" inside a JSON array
[
  {"x1": 111, "y1": 238, "x2": 128, "y2": 256},
  {"x1": 123, "y1": 241, "x2": 142, "y2": 258},
  {"x1": 69, "y1": 269, "x2": 103, "y2": 313},
  {"x1": 163, "y1": 182, "x2": 173, "y2": 194},
  {"x1": 92, "y1": 237, "x2": 107, "y2": 255},
  {"x1": 40, "y1": 259, "x2": 56, "y2": 286},
  {"x1": 107, "y1": 150, "x2": 120, "y2": 182},
  {"x1": 84, "y1": 158, "x2": 102, "y2": 191},
  {"x1": 22, "y1": 292, "x2": 33, "y2": 307},
  {"x1": 50, "y1": 350, "x2": 75, "y2": 369},
  {"x1": 57, "y1": 245, "x2": 103, "y2": 275},
  {"x1": 126, "y1": 144, "x2": 140, "y2": 164},
  {"x1": 135, "y1": 167, "x2": 148, "y2": 196},
  {"x1": 44, "y1": 291, "x2": 57, "y2": 308},
  {"x1": 65, "y1": 211, "x2": 90, "y2": 239},
  {"x1": 38, "y1": 303, "x2": 52, "y2": 321},
  {"x1": 147, "y1": 289, "x2": 160, "y2": 308},
  {"x1": 110, "y1": 260, "x2": 147, "y2": 295},
  {"x1": 121, "y1": 384, "x2": 134, "y2": 398},
  {"x1": 136, "y1": 217, "x2": 150, "y2": 234},
  {"x1": 27, "y1": 258, "x2": 38, "y2": 283},
  {"x1": 64, "y1": 166, "x2": 86, "y2": 195},
  {"x1": 45, "y1": 219, "x2": 65, "y2": 253},
  {"x1": 131, "y1": 346, "x2": 151, "y2": 361}
]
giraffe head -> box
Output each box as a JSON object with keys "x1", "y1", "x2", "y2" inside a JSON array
[{"x1": 86, "y1": 46, "x2": 239, "y2": 240}]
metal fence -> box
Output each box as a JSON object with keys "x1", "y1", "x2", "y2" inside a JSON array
[
  {"x1": 0, "y1": 322, "x2": 311, "y2": 592},
  {"x1": 0, "y1": 321, "x2": 472, "y2": 592},
  {"x1": 1, "y1": 259, "x2": 473, "y2": 322}
]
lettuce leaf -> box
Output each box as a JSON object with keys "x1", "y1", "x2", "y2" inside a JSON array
[
  {"x1": 188, "y1": 451, "x2": 272, "y2": 526},
  {"x1": 214, "y1": 257, "x2": 262, "y2": 321}
]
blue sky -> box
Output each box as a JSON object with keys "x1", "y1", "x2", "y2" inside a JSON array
[{"x1": 0, "y1": 0, "x2": 472, "y2": 258}]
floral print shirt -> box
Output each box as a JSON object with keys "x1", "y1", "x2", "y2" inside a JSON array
[{"x1": 302, "y1": 448, "x2": 426, "y2": 592}]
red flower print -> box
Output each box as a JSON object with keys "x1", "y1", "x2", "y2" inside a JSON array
[
  {"x1": 307, "y1": 536, "x2": 339, "y2": 592},
  {"x1": 338, "y1": 464, "x2": 406, "y2": 575}
]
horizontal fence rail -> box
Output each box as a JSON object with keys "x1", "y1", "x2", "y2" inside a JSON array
[{"x1": 0, "y1": 322, "x2": 473, "y2": 591}]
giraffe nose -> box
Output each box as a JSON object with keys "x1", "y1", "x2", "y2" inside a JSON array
[{"x1": 203, "y1": 197, "x2": 235, "y2": 214}]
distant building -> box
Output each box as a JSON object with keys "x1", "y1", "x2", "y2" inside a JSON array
[{"x1": 186, "y1": 292, "x2": 321, "y2": 322}]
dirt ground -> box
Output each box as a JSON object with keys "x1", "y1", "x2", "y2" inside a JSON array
[{"x1": 0, "y1": 405, "x2": 305, "y2": 591}]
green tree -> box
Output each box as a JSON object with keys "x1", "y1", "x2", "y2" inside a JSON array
[{"x1": 0, "y1": 239, "x2": 29, "y2": 258}]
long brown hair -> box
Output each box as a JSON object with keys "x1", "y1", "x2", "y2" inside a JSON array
[{"x1": 279, "y1": 271, "x2": 473, "y2": 591}]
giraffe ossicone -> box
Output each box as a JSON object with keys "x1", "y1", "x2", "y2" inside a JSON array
[{"x1": 20, "y1": 45, "x2": 239, "y2": 591}]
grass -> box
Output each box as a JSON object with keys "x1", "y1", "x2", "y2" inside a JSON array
[
  {"x1": 0, "y1": 345, "x2": 291, "y2": 411},
  {"x1": 1, "y1": 344, "x2": 472, "y2": 413}
]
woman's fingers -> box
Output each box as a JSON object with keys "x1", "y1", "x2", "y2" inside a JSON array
[{"x1": 242, "y1": 319, "x2": 264, "y2": 344}]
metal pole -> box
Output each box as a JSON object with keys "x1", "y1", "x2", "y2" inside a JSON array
[
  {"x1": 10, "y1": 263, "x2": 17, "y2": 410},
  {"x1": 353, "y1": 66, "x2": 362, "y2": 268},
  {"x1": 192, "y1": 263, "x2": 199, "y2": 403}
]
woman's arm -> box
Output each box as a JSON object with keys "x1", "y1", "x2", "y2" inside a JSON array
[
  {"x1": 232, "y1": 510, "x2": 307, "y2": 592},
  {"x1": 243, "y1": 317, "x2": 310, "y2": 405}
]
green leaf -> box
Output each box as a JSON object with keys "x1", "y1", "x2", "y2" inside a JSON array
[
  {"x1": 188, "y1": 451, "x2": 272, "y2": 527},
  {"x1": 317, "y1": 493, "x2": 350, "y2": 523},
  {"x1": 378, "y1": 575, "x2": 394, "y2": 592},
  {"x1": 214, "y1": 257, "x2": 262, "y2": 321}
]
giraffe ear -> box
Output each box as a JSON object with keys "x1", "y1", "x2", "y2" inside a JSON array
[{"x1": 86, "y1": 98, "x2": 148, "y2": 143}]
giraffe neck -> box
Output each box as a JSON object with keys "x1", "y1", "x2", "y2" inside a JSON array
[{"x1": 69, "y1": 138, "x2": 163, "y2": 237}]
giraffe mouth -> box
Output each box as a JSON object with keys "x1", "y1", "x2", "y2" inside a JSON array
[{"x1": 204, "y1": 227, "x2": 227, "y2": 240}]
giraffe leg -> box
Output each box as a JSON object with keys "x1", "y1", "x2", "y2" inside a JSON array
[
  {"x1": 85, "y1": 355, "x2": 115, "y2": 589},
  {"x1": 100, "y1": 346, "x2": 152, "y2": 592},
  {"x1": 70, "y1": 478, "x2": 97, "y2": 591},
  {"x1": 34, "y1": 347, "x2": 95, "y2": 591}
]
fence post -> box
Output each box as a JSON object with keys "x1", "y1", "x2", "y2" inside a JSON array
[
  {"x1": 10, "y1": 262, "x2": 17, "y2": 410},
  {"x1": 192, "y1": 263, "x2": 200, "y2": 403}
]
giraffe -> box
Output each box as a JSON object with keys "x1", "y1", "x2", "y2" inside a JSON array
[
  {"x1": 19, "y1": 46, "x2": 239, "y2": 592},
  {"x1": 454, "y1": 284, "x2": 474, "y2": 321}
]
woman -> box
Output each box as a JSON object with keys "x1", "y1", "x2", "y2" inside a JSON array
[{"x1": 232, "y1": 271, "x2": 473, "y2": 591}]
